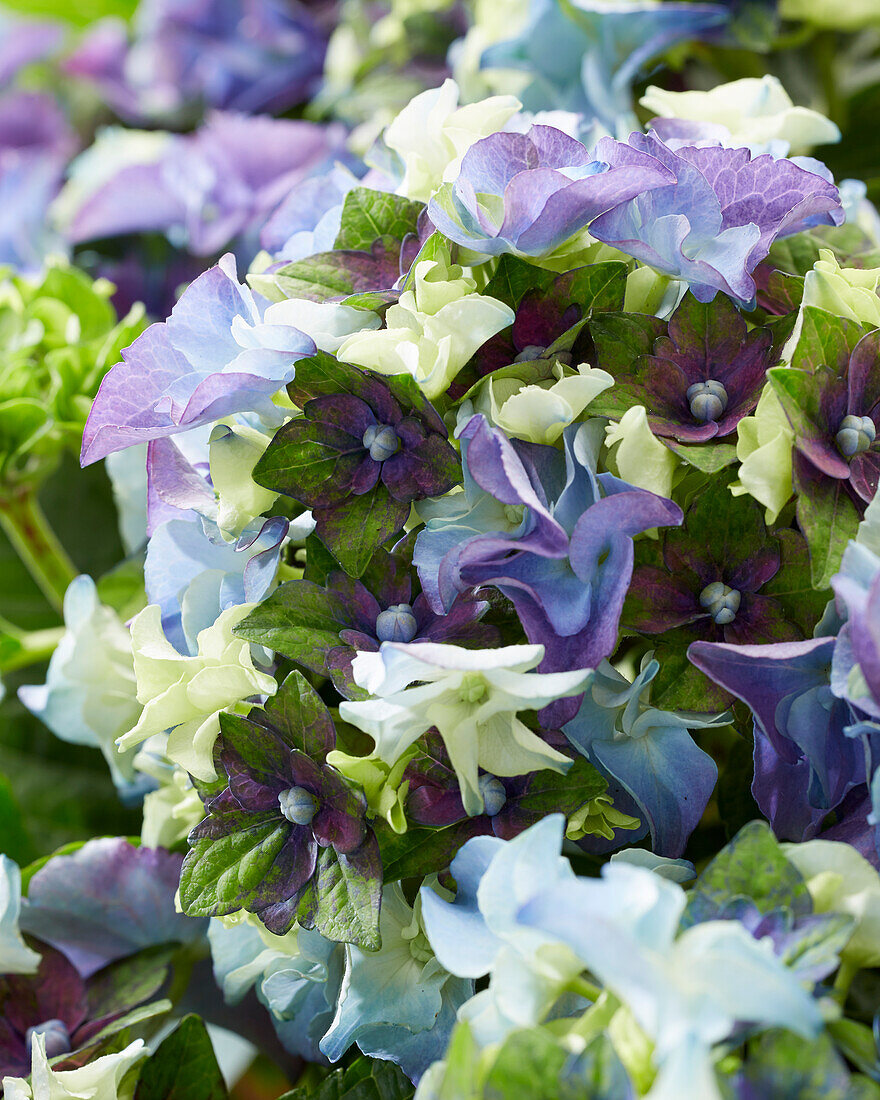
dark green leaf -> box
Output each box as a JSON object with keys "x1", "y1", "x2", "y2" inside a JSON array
[
  {"x1": 279, "y1": 1055, "x2": 414, "y2": 1100},
  {"x1": 683, "y1": 821, "x2": 810, "y2": 927},
  {"x1": 375, "y1": 819, "x2": 478, "y2": 882},
  {"x1": 135, "y1": 1015, "x2": 228, "y2": 1100},
  {"x1": 483, "y1": 255, "x2": 555, "y2": 309},
  {"x1": 315, "y1": 486, "x2": 408, "y2": 578},
  {"x1": 297, "y1": 833, "x2": 382, "y2": 949},
  {"x1": 260, "y1": 670, "x2": 337, "y2": 758},
  {"x1": 253, "y1": 418, "x2": 362, "y2": 503},
  {"x1": 792, "y1": 455, "x2": 861, "y2": 589},
  {"x1": 334, "y1": 189, "x2": 424, "y2": 252},
  {"x1": 233, "y1": 580, "x2": 352, "y2": 673},
  {"x1": 665, "y1": 440, "x2": 738, "y2": 473},
  {"x1": 762, "y1": 528, "x2": 830, "y2": 633},
  {"x1": 86, "y1": 944, "x2": 175, "y2": 1021}
]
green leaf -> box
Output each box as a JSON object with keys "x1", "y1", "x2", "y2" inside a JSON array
[
  {"x1": 792, "y1": 456, "x2": 861, "y2": 589},
  {"x1": 375, "y1": 820, "x2": 477, "y2": 882},
  {"x1": 515, "y1": 756, "x2": 607, "y2": 819},
  {"x1": 682, "y1": 820, "x2": 810, "y2": 927},
  {"x1": 664, "y1": 440, "x2": 738, "y2": 473},
  {"x1": 279, "y1": 1056, "x2": 414, "y2": 1100},
  {"x1": 483, "y1": 255, "x2": 556, "y2": 309},
  {"x1": 334, "y1": 189, "x2": 424, "y2": 251},
  {"x1": 259, "y1": 670, "x2": 337, "y2": 758},
  {"x1": 728, "y1": 1029, "x2": 866, "y2": 1100},
  {"x1": 303, "y1": 532, "x2": 343, "y2": 586},
  {"x1": 296, "y1": 833, "x2": 382, "y2": 950},
  {"x1": 316, "y1": 485, "x2": 408, "y2": 578},
  {"x1": 789, "y1": 307, "x2": 869, "y2": 374},
  {"x1": 135, "y1": 1015, "x2": 228, "y2": 1100},
  {"x1": 253, "y1": 418, "x2": 364, "y2": 502},
  {"x1": 589, "y1": 312, "x2": 666, "y2": 378},
  {"x1": 233, "y1": 580, "x2": 351, "y2": 673},
  {"x1": 762, "y1": 528, "x2": 831, "y2": 632},
  {"x1": 179, "y1": 818, "x2": 291, "y2": 918},
  {"x1": 86, "y1": 945, "x2": 176, "y2": 1021},
  {"x1": 286, "y1": 352, "x2": 363, "y2": 406}
]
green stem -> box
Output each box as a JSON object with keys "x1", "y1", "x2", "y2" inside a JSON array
[
  {"x1": 833, "y1": 958, "x2": 858, "y2": 1004},
  {"x1": 0, "y1": 616, "x2": 65, "y2": 674},
  {"x1": 0, "y1": 490, "x2": 77, "y2": 616}
]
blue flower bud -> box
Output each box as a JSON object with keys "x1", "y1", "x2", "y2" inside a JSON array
[
  {"x1": 362, "y1": 423, "x2": 400, "y2": 462},
  {"x1": 279, "y1": 786, "x2": 319, "y2": 826},
  {"x1": 375, "y1": 603, "x2": 418, "y2": 643},
  {"x1": 687, "y1": 380, "x2": 728, "y2": 423},
  {"x1": 836, "y1": 414, "x2": 876, "y2": 457},
  {"x1": 699, "y1": 581, "x2": 741, "y2": 625},
  {"x1": 26, "y1": 1019, "x2": 71, "y2": 1059},
  {"x1": 479, "y1": 774, "x2": 507, "y2": 816}
]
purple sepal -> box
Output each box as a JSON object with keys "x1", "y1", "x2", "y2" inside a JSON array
[
  {"x1": 20, "y1": 838, "x2": 205, "y2": 978},
  {"x1": 589, "y1": 132, "x2": 843, "y2": 305},
  {"x1": 81, "y1": 253, "x2": 315, "y2": 465}
]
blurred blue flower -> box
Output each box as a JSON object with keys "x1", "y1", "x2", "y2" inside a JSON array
[
  {"x1": 481, "y1": 0, "x2": 729, "y2": 135},
  {"x1": 65, "y1": 0, "x2": 326, "y2": 126}
]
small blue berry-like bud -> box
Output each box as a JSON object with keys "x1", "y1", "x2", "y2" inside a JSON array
[
  {"x1": 836, "y1": 414, "x2": 876, "y2": 458},
  {"x1": 279, "y1": 786, "x2": 319, "y2": 826},
  {"x1": 699, "y1": 581, "x2": 741, "y2": 626},
  {"x1": 687, "y1": 380, "x2": 729, "y2": 423},
  {"x1": 26, "y1": 1019, "x2": 71, "y2": 1059},
  {"x1": 479, "y1": 774, "x2": 507, "y2": 817},
  {"x1": 362, "y1": 423, "x2": 400, "y2": 462},
  {"x1": 375, "y1": 603, "x2": 418, "y2": 643}
]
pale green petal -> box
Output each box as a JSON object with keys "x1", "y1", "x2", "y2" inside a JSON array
[
  {"x1": 729, "y1": 385, "x2": 793, "y2": 523},
  {"x1": 605, "y1": 407, "x2": 678, "y2": 500}
]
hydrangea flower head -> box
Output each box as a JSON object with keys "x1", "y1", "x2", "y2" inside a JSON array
[
  {"x1": 428, "y1": 124, "x2": 674, "y2": 258},
  {"x1": 589, "y1": 131, "x2": 843, "y2": 304},
  {"x1": 339, "y1": 642, "x2": 591, "y2": 816},
  {"x1": 642, "y1": 75, "x2": 840, "y2": 155},
  {"x1": 81, "y1": 253, "x2": 315, "y2": 465},
  {"x1": 117, "y1": 602, "x2": 277, "y2": 781},
  {"x1": 336, "y1": 254, "x2": 515, "y2": 399}
]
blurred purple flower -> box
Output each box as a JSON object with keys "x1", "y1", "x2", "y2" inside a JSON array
[
  {"x1": 63, "y1": 111, "x2": 347, "y2": 258},
  {"x1": 19, "y1": 838, "x2": 206, "y2": 978},
  {"x1": 0, "y1": 14, "x2": 62, "y2": 87},
  {"x1": 0, "y1": 91, "x2": 75, "y2": 272},
  {"x1": 65, "y1": 0, "x2": 326, "y2": 125},
  {"x1": 428, "y1": 125, "x2": 673, "y2": 257},
  {"x1": 589, "y1": 132, "x2": 843, "y2": 304}
]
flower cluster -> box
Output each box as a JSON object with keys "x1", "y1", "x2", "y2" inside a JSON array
[{"x1": 7, "y1": 1, "x2": 880, "y2": 1098}]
